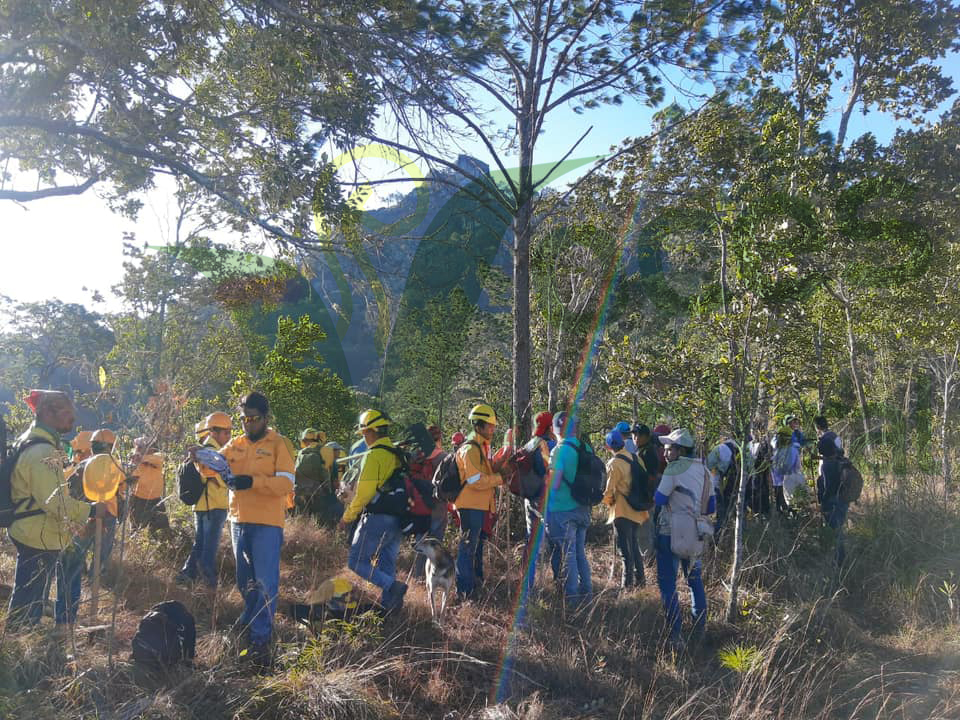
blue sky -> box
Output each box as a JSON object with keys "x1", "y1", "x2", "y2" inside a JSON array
[{"x1": 2, "y1": 49, "x2": 958, "y2": 310}]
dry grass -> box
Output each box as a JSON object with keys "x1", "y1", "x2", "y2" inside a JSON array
[{"x1": 1, "y1": 496, "x2": 960, "y2": 719}]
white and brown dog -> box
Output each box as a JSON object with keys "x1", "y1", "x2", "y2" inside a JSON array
[{"x1": 414, "y1": 537, "x2": 455, "y2": 626}]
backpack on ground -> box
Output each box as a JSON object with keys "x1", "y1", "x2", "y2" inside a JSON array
[
  {"x1": 619, "y1": 452, "x2": 654, "y2": 512},
  {"x1": 0, "y1": 438, "x2": 52, "y2": 528},
  {"x1": 176, "y1": 461, "x2": 205, "y2": 506},
  {"x1": 838, "y1": 457, "x2": 863, "y2": 504},
  {"x1": 562, "y1": 438, "x2": 606, "y2": 506},
  {"x1": 433, "y1": 442, "x2": 478, "y2": 503},
  {"x1": 131, "y1": 600, "x2": 196, "y2": 667}
]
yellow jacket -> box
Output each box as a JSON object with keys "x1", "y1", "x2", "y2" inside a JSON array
[
  {"x1": 194, "y1": 436, "x2": 229, "y2": 512},
  {"x1": 341, "y1": 437, "x2": 399, "y2": 524},
  {"x1": 454, "y1": 433, "x2": 502, "y2": 512},
  {"x1": 222, "y1": 429, "x2": 295, "y2": 527},
  {"x1": 132, "y1": 453, "x2": 165, "y2": 500},
  {"x1": 10, "y1": 423, "x2": 92, "y2": 550},
  {"x1": 603, "y1": 450, "x2": 649, "y2": 524}
]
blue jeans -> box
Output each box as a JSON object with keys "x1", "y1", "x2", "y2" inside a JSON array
[
  {"x1": 822, "y1": 501, "x2": 849, "y2": 568},
  {"x1": 456, "y1": 508, "x2": 486, "y2": 596},
  {"x1": 546, "y1": 506, "x2": 592, "y2": 605},
  {"x1": 655, "y1": 533, "x2": 707, "y2": 641},
  {"x1": 8, "y1": 539, "x2": 85, "y2": 627},
  {"x1": 181, "y1": 509, "x2": 227, "y2": 587},
  {"x1": 231, "y1": 522, "x2": 283, "y2": 645},
  {"x1": 348, "y1": 512, "x2": 402, "y2": 603}
]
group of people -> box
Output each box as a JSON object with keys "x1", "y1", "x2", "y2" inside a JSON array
[{"x1": 4, "y1": 387, "x2": 850, "y2": 663}]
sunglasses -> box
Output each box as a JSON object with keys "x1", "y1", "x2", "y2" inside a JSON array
[{"x1": 241, "y1": 415, "x2": 263, "y2": 424}]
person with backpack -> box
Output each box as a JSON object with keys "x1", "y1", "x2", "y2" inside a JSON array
[
  {"x1": 545, "y1": 411, "x2": 595, "y2": 608},
  {"x1": 706, "y1": 439, "x2": 740, "y2": 533},
  {"x1": 339, "y1": 409, "x2": 408, "y2": 612},
  {"x1": 816, "y1": 436, "x2": 849, "y2": 571},
  {"x1": 218, "y1": 392, "x2": 296, "y2": 665},
  {"x1": 746, "y1": 422, "x2": 772, "y2": 517},
  {"x1": 413, "y1": 425, "x2": 449, "y2": 580},
  {"x1": 295, "y1": 427, "x2": 341, "y2": 525},
  {"x1": 602, "y1": 430, "x2": 648, "y2": 589},
  {"x1": 615, "y1": 421, "x2": 637, "y2": 454},
  {"x1": 177, "y1": 412, "x2": 231, "y2": 588},
  {"x1": 453, "y1": 404, "x2": 504, "y2": 600},
  {"x1": 82, "y1": 428, "x2": 127, "y2": 577},
  {"x1": 6, "y1": 390, "x2": 108, "y2": 631},
  {"x1": 653, "y1": 428, "x2": 714, "y2": 647},
  {"x1": 520, "y1": 411, "x2": 554, "y2": 569}
]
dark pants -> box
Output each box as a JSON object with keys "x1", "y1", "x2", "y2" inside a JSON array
[
  {"x1": 130, "y1": 496, "x2": 170, "y2": 531},
  {"x1": 613, "y1": 517, "x2": 645, "y2": 588},
  {"x1": 8, "y1": 539, "x2": 85, "y2": 628},
  {"x1": 456, "y1": 509, "x2": 486, "y2": 596},
  {"x1": 822, "y1": 500, "x2": 849, "y2": 569},
  {"x1": 746, "y1": 474, "x2": 770, "y2": 516},
  {"x1": 774, "y1": 485, "x2": 789, "y2": 516}
]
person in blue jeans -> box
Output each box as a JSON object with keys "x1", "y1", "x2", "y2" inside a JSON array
[
  {"x1": 653, "y1": 428, "x2": 714, "y2": 646},
  {"x1": 545, "y1": 411, "x2": 592, "y2": 608},
  {"x1": 340, "y1": 410, "x2": 407, "y2": 611}
]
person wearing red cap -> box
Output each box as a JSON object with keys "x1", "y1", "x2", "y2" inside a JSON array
[
  {"x1": 523, "y1": 411, "x2": 554, "y2": 563},
  {"x1": 8, "y1": 391, "x2": 107, "y2": 631},
  {"x1": 413, "y1": 425, "x2": 450, "y2": 579}
]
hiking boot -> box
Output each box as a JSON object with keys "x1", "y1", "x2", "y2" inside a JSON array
[
  {"x1": 244, "y1": 640, "x2": 272, "y2": 671},
  {"x1": 383, "y1": 581, "x2": 408, "y2": 612}
]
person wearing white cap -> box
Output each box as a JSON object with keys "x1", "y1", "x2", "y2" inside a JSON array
[{"x1": 653, "y1": 428, "x2": 714, "y2": 647}]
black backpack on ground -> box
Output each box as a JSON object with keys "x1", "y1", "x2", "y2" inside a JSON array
[
  {"x1": 0, "y1": 438, "x2": 52, "y2": 528},
  {"x1": 177, "y1": 461, "x2": 205, "y2": 506},
  {"x1": 619, "y1": 452, "x2": 654, "y2": 512},
  {"x1": 132, "y1": 600, "x2": 196, "y2": 667},
  {"x1": 562, "y1": 438, "x2": 606, "y2": 506}
]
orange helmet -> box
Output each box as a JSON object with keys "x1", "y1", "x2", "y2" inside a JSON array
[
  {"x1": 90, "y1": 428, "x2": 116, "y2": 445},
  {"x1": 203, "y1": 411, "x2": 232, "y2": 432},
  {"x1": 71, "y1": 430, "x2": 93, "y2": 454}
]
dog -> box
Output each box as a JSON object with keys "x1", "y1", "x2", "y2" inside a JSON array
[{"x1": 414, "y1": 537, "x2": 455, "y2": 626}]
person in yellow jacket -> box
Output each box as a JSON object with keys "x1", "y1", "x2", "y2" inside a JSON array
[
  {"x1": 453, "y1": 404, "x2": 504, "y2": 599},
  {"x1": 177, "y1": 412, "x2": 232, "y2": 588},
  {"x1": 603, "y1": 430, "x2": 649, "y2": 589},
  {"x1": 219, "y1": 392, "x2": 295, "y2": 663},
  {"x1": 7, "y1": 390, "x2": 107, "y2": 630},
  {"x1": 338, "y1": 409, "x2": 408, "y2": 611},
  {"x1": 129, "y1": 438, "x2": 169, "y2": 532}
]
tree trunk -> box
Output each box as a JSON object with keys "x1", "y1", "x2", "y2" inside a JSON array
[
  {"x1": 816, "y1": 316, "x2": 825, "y2": 414},
  {"x1": 942, "y1": 370, "x2": 951, "y2": 493},
  {"x1": 841, "y1": 295, "x2": 873, "y2": 458},
  {"x1": 513, "y1": 195, "x2": 533, "y2": 437},
  {"x1": 726, "y1": 440, "x2": 749, "y2": 623}
]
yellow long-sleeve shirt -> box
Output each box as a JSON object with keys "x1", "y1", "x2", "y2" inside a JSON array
[
  {"x1": 341, "y1": 437, "x2": 399, "y2": 524},
  {"x1": 194, "y1": 435, "x2": 229, "y2": 512},
  {"x1": 222, "y1": 429, "x2": 295, "y2": 527},
  {"x1": 10, "y1": 424, "x2": 92, "y2": 550},
  {"x1": 603, "y1": 450, "x2": 649, "y2": 524},
  {"x1": 454, "y1": 433, "x2": 502, "y2": 512},
  {"x1": 131, "y1": 453, "x2": 165, "y2": 500}
]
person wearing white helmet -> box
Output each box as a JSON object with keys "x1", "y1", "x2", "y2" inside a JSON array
[{"x1": 654, "y1": 428, "x2": 714, "y2": 647}]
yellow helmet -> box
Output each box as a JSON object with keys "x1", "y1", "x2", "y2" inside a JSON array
[
  {"x1": 356, "y1": 410, "x2": 390, "y2": 434},
  {"x1": 71, "y1": 430, "x2": 93, "y2": 454},
  {"x1": 90, "y1": 428, "x2": 116, "y2": 445},
  {"x1": 194, "y1": 421, "x2": 209, "y2": 440},
  {"x1": 300, "y1": 427, "x2": 320, "y2": 442},
  {"x1": 203, "y1": 411, "x2": 232, "y2": 432},
  {"x1": 468, "y1": 404, "x2": 498, "y2": 426}
]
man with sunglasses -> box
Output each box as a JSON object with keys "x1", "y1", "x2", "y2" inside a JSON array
[{"x1": 220, "y1": 392, "x2": 296, "y2": 667}]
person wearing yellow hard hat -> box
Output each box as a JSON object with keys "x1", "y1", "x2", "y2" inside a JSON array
[
  {"x1": 294, "y1": 428, "x2": 342, "y2": 525},
  {"x1": 218, "y1": 392, "x2": 295, "y2": 666},
  {"x1": 453, "y1": 403, "x2": 505, "y2": 600},
  {"x1": 7, "y1": 391, "x2": 108, "y2": 632},
  {"x1": 177, "y1": 412, "x2": 232, "y2": 588},
  {"x1": 63, "y1": 430, "x2": 94, "y2": 498},
  {"x1": 339, "y1": 409, "x2": 408, "y2": 612}
]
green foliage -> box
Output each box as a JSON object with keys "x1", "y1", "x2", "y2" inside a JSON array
[
  {"x1": 718, "y1": 643, "x2": 763, "y2": 673},
  {"x1": 235, "y1": 315, "x2": 356, "y2": 443}
]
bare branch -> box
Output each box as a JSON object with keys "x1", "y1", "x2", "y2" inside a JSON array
[{"x1": 0, "y1": 175, "x2": 99, "y2": 201}]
